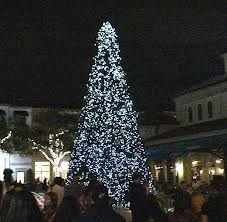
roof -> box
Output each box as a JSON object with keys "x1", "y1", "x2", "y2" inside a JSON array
[
  {"x1": 176, "y1": 74, "x2": 227, "y2": 97},
  {"x1": 145, "y1": 118, "x2": 227, "y2": 142}
]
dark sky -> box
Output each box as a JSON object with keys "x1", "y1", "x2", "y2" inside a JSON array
[{"x1": 0, "y1": 2, "x2": 226, "y2": 112}]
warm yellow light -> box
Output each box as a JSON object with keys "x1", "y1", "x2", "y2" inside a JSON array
[
  {"x1": 217, "y1": 168, "x2": 224, "y2": 175},
  {"x1": 192, "y1": 160, "x2": 199, "y2": 166},
  {"x1": 216, "y1": 159, "x2": 222, "y2": 164},
  {"x1": 210, "y1": 169, "x2": 215, "y2": 175},
  {"x1": 175, "y1": 162, "x2": 184, "y2": 179}
]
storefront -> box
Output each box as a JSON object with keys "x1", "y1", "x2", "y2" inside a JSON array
[{"x1": 145, "y1": 132, "x2": 227, "y2": 185}]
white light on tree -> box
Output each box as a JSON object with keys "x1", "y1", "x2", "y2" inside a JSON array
[
  {"x1": 0, "y1": 131, "x2": 12, "y2": 148},
  {"x1": 67, "y1": 21, "x2": 153, "y2": 206},
  {"x1": 29, "y1": 130, "x2": 70, "y2": 177}
]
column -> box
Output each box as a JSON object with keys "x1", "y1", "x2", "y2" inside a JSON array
[
  {"x1": 183, "y1": 154, "x2": 192, "y2": 184},
  {"x1": 166, "y1": 157, "x2": 174, "y2": 185},
  {"x1": 201, "y1": 153, "x2": 211, "y2": 184},
  {"x1": 224, "y1": 148, "x2": 227, "y2": 180}
]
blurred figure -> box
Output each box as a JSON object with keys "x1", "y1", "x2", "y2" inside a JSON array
[
  {"x1": 65, "y1": 173, "x2": 84, "y2": 198},
  {"x1": 146, "y1": 194, "x2": 169, "y2": 222},
  {"x1": 128, "y1": 172, "x2": 147, "y2": 222},
  {"x1": 14, "y1": 183, "x2": 25, "y2": 192},
  {"x1": 43, "y1": 192, "x2": 58, "y2": 222},
  {"x1": 86, "y1": 174, "x2": 103, "y2": 207},
  {"x1": 78, "y1": 184, "x2": 125, "y2": 222},
  {"x1": 202, "y1": 194, "x2": 225, "y2": 222},
  {"x1": 174, "y1": 182, "x2": 190, "y2": 214},
  {"x1": 0, "y1": 190, "x2": 45, "y2": 222},
  {"x1": 34, "y1": 177, "x2": 42, "y2": 192},
  {"x1": 42, "y1": 178, "x2": 48, "y2": 191},
  {"x1": 0, "y1": 181, "x2": 3, "y2": 208},
  {"x1": 0, "y1": 190, "x2": 15, "y2": 219},
  {"x1": 87, "y1": 173, "x2": 98, "y2": 193},
  {"x1": 48, "y1": 177, "x2": 64, "y2": 207},
  {"x1": 54, "y1": 183, "x2": 86, "y2": 222}
]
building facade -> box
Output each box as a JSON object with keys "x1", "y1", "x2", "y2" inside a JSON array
[
  {"x1": 0, "y1": 105, "x2": 79, "y2": 183},
  {"x1": 145, "y1": 53, "x2": 227, "y2": 185}
]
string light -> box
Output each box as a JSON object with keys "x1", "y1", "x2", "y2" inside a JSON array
[
  {"x1": 67, "y1": 22, "x2": 153, "y2": 206},
  {"x1": 29, "y1": 130, "x2": 70, "y2": 176},
  {"x1": 0, "y1": 131, "x2": 12, "y2": 146}
]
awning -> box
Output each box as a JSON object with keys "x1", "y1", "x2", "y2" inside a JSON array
[{"x1": 145, "y1": 133, "x2": 227, "y2": 160}]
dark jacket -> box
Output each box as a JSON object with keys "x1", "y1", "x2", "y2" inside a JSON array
[
  {"x1": 76, "y1": 204, "x2": 126, "y2": 222},
  {"x1": 128, "y1": 182, "x2": 147, "y2": 210}
]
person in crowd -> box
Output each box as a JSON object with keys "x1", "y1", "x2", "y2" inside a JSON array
[
  {"x1": 34, "y1": 177, "x2": 42, "y2": 192},
  {"x1": 86, "y1": 174, "x2": 103, "y2": 207},
  {"x1": 54, "y1": 183, "x2": 86, "y2": 222},
  {"x1": 87, "y1": 173, "x2": 98, "y2": 193},
  {"x1": 192, "y1": 178, "x2": 201, "y2": 190},
  {"x1": 0, "y1": 181, "x2": 3, "y2": 208},
  {"x1": 0, "y1": 190, "x2": 15, "y2": 219},
  {"x1": 14, "y1": 183, "x2": 26, "y2": 192},
  {"x1": 202, "y1": 193, "x2": 225, "y2": 222},
  {"x1": 48, "y1": 177, "x2": 64, "y2": 207},
  {"x1": 43, "y1": 192, "x2": 58, "y2": 222},
  {"x1": 78, "y1": 183, "x2": 125, "y2": 222},
  {"x1": 146, "y1": 194, "x2": 169, "y2": 222},
  {"x1": 128, "y1": 172, "x2": 147, "y2": 222},
  {"x1": 174, "y1": 182, "x2": 190, "y2": 214},
  {"x1": 65, "y1": 173, "x2": 84, "y2": 197},
  {"x1": 0, "y1": 190, "x2": 45, "y2": 222},
  {"x1": 42, "y1": 178, "x2": 48, "y2": 191}
]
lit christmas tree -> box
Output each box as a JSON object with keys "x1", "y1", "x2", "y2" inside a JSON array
[{"x1": 67, "y1": 22, "x2": 153, "y2": 206}]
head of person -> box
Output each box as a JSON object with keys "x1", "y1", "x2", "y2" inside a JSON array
[
  {"x1": 92, "y1": 184, "x2": 109, "y2": 206},
  {"x1": 54, "y1": 196, "x2": 82, "y2": 222},
  {"x1": 44, "y1": 192, "x2": 58, "y2": 210},
  {"x1": 1, "y1": 191, "x2": 45, "y2": 222},
  {"x1": 53, "y1": 177, "x2": 63, "y2": 186},
  {"x1": 0, "y1": 180, "x2": 3, "y2": 205},
  {"x1": 132, "y1": 172, "x2": 141, "y2": 183},
  {"x1": 72, "y1": 173, "x2": 80, "y2": 184}
]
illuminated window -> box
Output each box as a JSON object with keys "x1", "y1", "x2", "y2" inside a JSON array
[
  {"x1": 35, "y1": 162, "x2": 50, "y2": 182},
  {"x1": 208, "y1": 101, "x2": 213, "y2": 118},
  {"x1": 16, "y1": 172, "x2": 25, "y2": 183},
  {"x1": 188, "y1": 107, "x2": 193, "y2": 123},
  {"x1": 198, "y1": 104, "x2": 203, "y2": 120}
]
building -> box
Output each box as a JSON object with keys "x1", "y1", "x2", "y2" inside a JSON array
[
  {"x1": 0, "y1": 105, "x2": 80, "y2": 183},
  {"x1": 145, "y1": 53, "x2": 227, "y2": 185}
]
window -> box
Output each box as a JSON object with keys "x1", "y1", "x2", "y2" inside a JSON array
[
  {"x1": 188, "y1": 106, "x2": 193, "y2": 123},
  {"x1": 198, "y1": 104, "x2": 203, "y2": 120},
  {"x1": 14, "y1": 111, "x2": 28, "y2": 125},
  {"x1": 16, "y1": 172, "x2": 25, "y2": 183},
  {"x1": 35, "y1": 162, "x2": 50, "y2": 182},
  {"x1": 208, "y1": 101, "x2": 213, "y2": 118}
]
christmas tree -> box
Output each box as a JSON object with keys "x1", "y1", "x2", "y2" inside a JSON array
[{"x1": 67, "y1": 22, "x2": 153, "y2": 206}]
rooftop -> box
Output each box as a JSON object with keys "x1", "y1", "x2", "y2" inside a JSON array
[
  {"x1": 176, "y1": 74, "x2": 227, "y2": 97},
  {"x1": 144, "y1": 118, "x2": 227, "y2": 143}
]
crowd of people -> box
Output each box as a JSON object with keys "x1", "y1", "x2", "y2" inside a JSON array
[
  {"x1": 155, "y1": 179, "x2": 227, "y2": 222},
  {"x1": 0, "y1": 172, "x2": 171, "y2": 222},
  {"x1": 1, "y1": 172, "x2": 226, "y2": 222}
]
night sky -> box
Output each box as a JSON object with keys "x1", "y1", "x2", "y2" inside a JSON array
[{"x1": 0, "y1": 2, "x2": 226, "y2": 112}]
